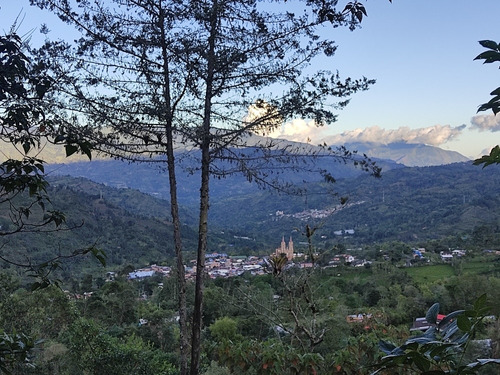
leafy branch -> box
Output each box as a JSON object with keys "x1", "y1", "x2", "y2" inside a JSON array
[
  {"x1": 473, "y1": 40, "x2": 500, "y2": 167},
  {"x1": 372, "y1": 294, "x2": 500, "y2": 374}
]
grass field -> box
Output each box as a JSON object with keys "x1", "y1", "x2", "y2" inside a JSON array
[
  {"x1": 405, "y1": 257, "x2": 499, "y2": 283},
  {"x1": 462, "y1": 259, "x2": 499, "y2": 275},
  {"x1": 405, "y1": 264, "x2": 455, "y2": 283}
]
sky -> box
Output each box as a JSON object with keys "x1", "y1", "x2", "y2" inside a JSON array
[{"x1": 1, "y1": 0, "x2": 499, "y2": 159}]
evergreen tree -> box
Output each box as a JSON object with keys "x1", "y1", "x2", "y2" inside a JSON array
[{"x1": 29, "y1": 0, "x2": 384, "y2": 372}]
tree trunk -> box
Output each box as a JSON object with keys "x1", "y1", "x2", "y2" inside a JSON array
[
  {"x1": 190, "y1": 1, "x2": 218, "y2": 373},
  {"x1": 159, "y1": 6, "x2": 189, "y2": 374},
  {"x1": 165, "y1": 132, "x2": 189, "y2": 375}
]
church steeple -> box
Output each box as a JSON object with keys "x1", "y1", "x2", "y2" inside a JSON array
[{"x1": 274, "y1": 235, "x2": 294, "y2": 261}]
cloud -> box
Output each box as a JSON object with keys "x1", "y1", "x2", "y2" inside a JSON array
[
  {"x1": 319, "y1": 124, "x2": 466, "y2": 146},
  {"x1": 266, "y1": 120, "x2": 467, "y2": 147},
  {"x1": 266, "y1": 119, "x2": 328, "y2": 143},
  {"x1": 470, "y1": 114, "x2": 500, "y2": 132}
]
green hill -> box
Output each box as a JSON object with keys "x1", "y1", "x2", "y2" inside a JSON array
[
  {"x1": 0, "y1": 176, "x2": 201, "y2": 274},
  {"x1": 207, "y1": 162, "x2": 500, "y2": 247}
]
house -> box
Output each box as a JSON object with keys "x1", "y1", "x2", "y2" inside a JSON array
[
  {"x1": 452, "y1": 249, "x2": 466, "y2": 257},
  {"x1": 128, "y1": 270, "x2": 155, "y2": 280},
  {"x1": 410, "y1": 314, "x2": 447, "y2": 331},
  {"x1": 346, "y1": 313, "x2": 373, "y2": 323},
  {"x1": 440, "y1": 252, "x2": 453, "y2": 262}
]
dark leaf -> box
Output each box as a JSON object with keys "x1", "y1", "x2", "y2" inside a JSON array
[
  {"x1": 478, "y1": 40, "x2": 499, "y2": 50},
  {"x1": 426, "y1": 303, "x2": 440, "y2": 325},
  {"x1": 410, "y1": 353, "x2": 431, "y2": 372},
  {"x1": 65, "y1": 144, "x2": 78, "y2": 157},
  {"x1": 474, "y1": 50, "x2": 500, "y2": 62},
  {"x1": 438, "y1": 310, "x2": 464, "y2": 329},
  {"x1": 474, "y1": 293, "x2": 487, "y2": 310},
  {"x1": 457, "y1": 315, "x2": 472, "y2": 332},
  {"x1": 378, "y1": 340, "x2": 397, "y2": 355}
]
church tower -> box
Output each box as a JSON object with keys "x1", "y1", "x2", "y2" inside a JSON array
[
  {"x1": 280, "y1": 236, "x2": 286, "y2": 253},
  {"x1": 275, "y1": 236, "x2": 294, "y2": 261}
]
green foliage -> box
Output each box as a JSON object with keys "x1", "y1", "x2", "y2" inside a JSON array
[
  {"x1": 473, "y1": 40, "x2": 500, "y2": 168},
  {"x1": 0, "y1": 32, "x2": 99, "y2": 291},
  {"x1": 202, "y1": 361, "x2": 232, "y2": 375},
  {"x1": 206, "y1": 163, "x2": 500, "y2": 246},
  {"x1": 473, "y1": 146, "x2": 500, "y2": 168},
  {"x1": 65, "y1": 318, "x2": 176, "y2": 375},
  {"x1": 373, "y1": 295, "x2": 500, "y2": 374},
  {"x1": 268, "y1": 253, "x2": 288, "y2": 276},
  {"x1": 209, "y1": 317, "x2": 238, "y2": 342},
  {"x1": 83, "y1": 279, "x2": 137, "y2": 326},
  {"x1": 212, "y1": 338, "x2": 324, "y2": 375},
  {"x1": 474, "y1": 40, "x2": 500, "y2": 115},
  {"x1": 0, "y1": 330, "x2": 37, "y2": 374}
]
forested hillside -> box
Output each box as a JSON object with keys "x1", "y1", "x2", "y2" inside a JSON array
[
  {"x1": 208, "y1": 162, "x2": 500, "y2": 246},
  {"x1": 0, "y1": 176, "x2": 202, "y2": 275}
]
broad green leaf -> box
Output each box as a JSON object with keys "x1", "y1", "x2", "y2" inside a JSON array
[
  {"x1": 82, "y1": 143, "x2": 92, "y2": 160},
  {"x1": 487, "y1": 94, "x2": 500, "y2": 104},
  {"x1": 456, "y1": 315, "x2": 472, "y2": 332},
  {"x1": 22, "y1": 141, "x2": 31, "y2": 154},
  {"x1": 406, "y1": 336, "x2": 434, "y2": 345},
  {"x1": 428, "y1": 344, "x2": 453, "y2": 358},
  {"x1": 411, "y1": 353, "x2": 431, "y2": 372},
  {"x1": 442, "y1": 322, "x2": 459, "y2": 340},
  {"x1": 426, "y1": 303, "x2": 440, "y2": 324},
  {"x1": 474, "y1": 293, "x2": 487, "y2": 311}
]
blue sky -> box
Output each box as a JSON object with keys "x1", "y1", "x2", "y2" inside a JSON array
[{"x1": 1, "y1": 0, "x2": 499, "y2": 158}]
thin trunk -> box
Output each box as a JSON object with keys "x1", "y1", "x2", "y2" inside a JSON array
[
  {"x1": 159, "y1": 5, "x2": 189, "y2": 374},
  {"x1": 190, "y1": 1, "x2": 219, "y2": 373},
  {"x1": 166, "y1": 124, "x2": 188, "y2": 375}
]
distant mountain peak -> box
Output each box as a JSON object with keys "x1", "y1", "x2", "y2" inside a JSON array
[{"x1": 333, "y1": 142, "x2": 470, "y2": 167}]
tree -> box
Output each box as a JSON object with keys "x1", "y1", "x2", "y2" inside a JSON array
[
  {"x1": 0, "y1": 30, "x2": 105, "y2": 289},
  {"x1": 473, "y1": 40, "x2": 500, "y2": 167},
  {"x1": 28, "y1": 1, "x2": 384, "y2": 373},
  {"x1": 65, "y1": 318, "x2": 177, "y2": 375},
  {"x1": 0, "y1": 330, "x2": 37, "y2": 374},
  {"x1": 0, "y1": 29, "x2": 108, "y2": 371}
]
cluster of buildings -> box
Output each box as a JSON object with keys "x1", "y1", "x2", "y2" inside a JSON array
[
  {"x1": 127, "y1": 264, "x2": 171, "y2": 280},
  {"x1": 123, "y1": 239, "x2": 480, "y2": 283},
  {"x1": 189, "y1": 253, "x2": 266, "y2": 279},
  {"x1": 328, "y1": 253, "x2": 371, "y2": 268},
  {"x1": 439, "y1": 249, "x2": 467, "y2": 261},
  {"x1": 124, "y1": 236, "x2": 375, "y2": 282},
  {"x1": 274, "y1": 201, "x2": 365, "y2": 221}
]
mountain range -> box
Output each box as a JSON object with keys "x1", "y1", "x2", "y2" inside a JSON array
[
  {"x1": 2, "y1": 137, "x2": 496, "y2": 271},
  {"x1": 1, "y1": 161, "x2": 497, "y2": 274},
  {"x1": 1, "y1": 136, "x2": 470, "y2": 168},
  {"x1": 339, "y1": 141, "x2": 470, "y2": 167},
  {"x1": 40, "y1": 140, "x2": 497, "y2": 247}
]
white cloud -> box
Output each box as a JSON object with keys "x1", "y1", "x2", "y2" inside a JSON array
[
  {"x1": 266, "y1": 119, "x2": 328, "y2": 143},
  {"x1": 470, "y1": 114, "x2": 500, "y2": 132},
  {"x1": 319, "y1": 124, "x2": 466, "y2": 146},
  {"x1": 266, "y1": 121, "x2": 468, "y2": 147}
]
